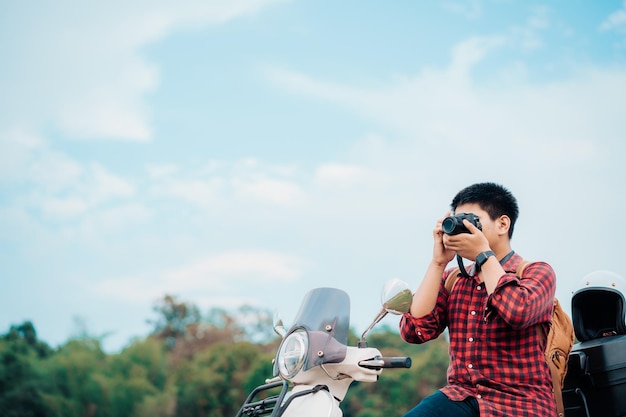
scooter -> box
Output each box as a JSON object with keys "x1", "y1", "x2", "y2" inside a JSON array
[{"x1": 235, "y1": 278, "x2": 414, "y2": 417}]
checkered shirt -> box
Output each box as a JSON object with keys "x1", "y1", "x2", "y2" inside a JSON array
[{"x1": 400, "y1": 253, "x2": 558, "y2": 417}]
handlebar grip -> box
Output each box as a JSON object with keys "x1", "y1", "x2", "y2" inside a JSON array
[{"x1": 381, "y1": 356, "x2": 412, "y2": 368}]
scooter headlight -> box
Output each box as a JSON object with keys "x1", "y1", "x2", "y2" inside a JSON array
[{"x1": 276, "y1": 329, "x2": 309, "y2": 379}]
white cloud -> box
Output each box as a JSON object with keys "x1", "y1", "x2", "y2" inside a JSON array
[
  {"x1": 228, "y1": 158, "x2": 308, "y2": 206},
  {"x1": 442, "y1": 0, "x2": 483, "y2": 20},
  {"x1": 267, "y1": 36, "x2": 626, "y2": 167},
  {"x1": 448, "y1": 36, "x2": 507, "y2": 79},
  {"x1": 265, "y1": 35, "x2": 507, "y2": 139},
  {"x1": 232, "y1": 177, "x2": 306, "y2": 206},
  {"x1": 0, "y1": 126, "x2": 137, "y2": 219},
  {"x1": 0, "y1": 127, "x2": 46, "y2": 182},
  {"x1": 75, "y1": 203, "x2": 153, "y2": 237},
  {"x1": 146, "y1": 158, "x2": 307, "y2": 208},
  {"x1": 56, "y1": 69, "x2": 158, "y2": 141},
  {"x1": 93, "y1": 249, "x2": 306, "y2": 304},
  {"x1": 600, "y1": 2, "x2": 626, "y2": 33},
  {"x1": 527, "y1": 6, "x2": 550, "y2": 30},
  {"x1": 147, "y1": 164, "x2": 180, "y2": 179},
  {"x1": 313, "y1": 163, "x2": 370, "y2": 188},
  {"x1": 153, "y1": 177, "x2": 226, "y2": 207},
  {"x1": 509, "y1": 6, "x2": 550, "y2": 51},
  {"x1": 0, "y1": 0, "x2": 287, "y2": 142},
  {"x1": 8, "y1": 155, "x2": 136, "y2": 220},
  {"x1": 41, "y1": 197, "x2": 90, "y2": 219},
  {"x1": 89, "y1": 164, "x2": 136, "y2": 202},
  {"x1": 162, "y1": 250, "x2": 303, "y2": 288}
]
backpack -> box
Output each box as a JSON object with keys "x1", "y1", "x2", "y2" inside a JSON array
[{"x1": 445, "y1": 260, "x2": 575, "y2": 417}]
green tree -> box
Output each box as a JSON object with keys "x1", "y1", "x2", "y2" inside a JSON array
[
  {"x1": 174, "y1": 340, "x2": 274, "y2": 417},
  {"x1": 38, "y1": 338, "x2": 106, "y2": 417},
  {"x1": 149, "y1": 295, "x2": 202, "y2": 350},
  {"x1": 0, "y1": 321, "x2": 54, "y2": 417},
  {"x1": 0, "y1": 298, "x2": 451, "y2": 417},
  {"x1": 99, "y1": 338, "x2": 170, "y2": 417}
]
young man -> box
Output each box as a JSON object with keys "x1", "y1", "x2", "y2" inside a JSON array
[{"x1": 400, "y1": 182, "x2": 557, "y2": 417}]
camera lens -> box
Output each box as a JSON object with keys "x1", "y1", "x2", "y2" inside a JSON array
[{"x1": 442, "y1": 216, "x2": 457, "y2": 234}]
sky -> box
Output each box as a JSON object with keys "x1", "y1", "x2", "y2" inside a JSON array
[{"x1": 2, "y1": 0, "x2": 626, "y2": 353}]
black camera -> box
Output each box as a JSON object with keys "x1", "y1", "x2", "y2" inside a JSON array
[{"x1": 442, "y1": 213, "x2": 482, "y2": 235}]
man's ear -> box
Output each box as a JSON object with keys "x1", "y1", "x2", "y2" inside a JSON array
[{"x1": 498, "y1": 215, "x2": 511, "y2": 236}]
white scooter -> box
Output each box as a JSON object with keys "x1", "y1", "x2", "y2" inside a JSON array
[{"x1": 235, "y1": 279, "x2": 413, "y2": 417}]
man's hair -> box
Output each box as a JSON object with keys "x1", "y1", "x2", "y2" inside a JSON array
[{"x1": 451, "y1": 182, "x2": 519, "y2": 238}]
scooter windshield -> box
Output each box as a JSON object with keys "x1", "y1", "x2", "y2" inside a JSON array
[{"x1": 288, "y1": 287, "x2": 350, "y2": 370}]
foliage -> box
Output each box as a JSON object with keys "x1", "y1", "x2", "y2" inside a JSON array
[{"x1": 0, "y1": 296, "x2": 450, "y2": 417}]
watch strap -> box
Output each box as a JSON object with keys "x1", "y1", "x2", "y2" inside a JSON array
[{"x1": 476, "y1": 250, "x2": 495, "y2": 270}]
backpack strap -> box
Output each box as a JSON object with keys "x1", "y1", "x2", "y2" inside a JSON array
[
  {"x1": 516, "y1": 259, "x2": 530, "y2": 277},
  {"x1": 444, "y1": 268, "x2": 461, "y2": 293}
]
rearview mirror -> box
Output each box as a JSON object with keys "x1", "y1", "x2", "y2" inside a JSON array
[
  {"x1": 273, "y1": 312, "x2": 287, "y2": 338},
  {"x1": 382, "y1": 278, "x2": 413, "y2": 315},
  {"x1": 359, "y1": 278, "x2": 413, "y2": 346}
]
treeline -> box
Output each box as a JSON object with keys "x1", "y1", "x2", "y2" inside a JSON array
[{"x1": 0, "y1": 295, "x2": 449, "y2": 417}]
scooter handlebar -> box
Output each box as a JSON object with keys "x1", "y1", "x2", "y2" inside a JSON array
[
  {"x1": 359, "y1": 356, "x2": 412, "y2": 369},
  {"x1": 381, "y1": 356, "x2": 412, "y2": 368}
]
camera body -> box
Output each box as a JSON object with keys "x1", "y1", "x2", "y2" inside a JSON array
[{"x1": 442, "y1": 213, "x2": 482, "y2": 235}]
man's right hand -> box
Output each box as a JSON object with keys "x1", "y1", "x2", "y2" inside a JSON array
[{"x1": 432, "y1": 212, "x2": 456, "y2": 266}]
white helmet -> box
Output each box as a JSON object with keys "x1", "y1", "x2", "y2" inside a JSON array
[{"x1": 571, "y1": 270, "x2": 626, "y2": 342}]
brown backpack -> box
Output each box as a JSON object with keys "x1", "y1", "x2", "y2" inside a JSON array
[{"x1": 445, "y1": 260, "x2": 575, "y2": 417}]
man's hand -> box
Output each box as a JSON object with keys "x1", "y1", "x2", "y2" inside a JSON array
[
  {"x1": 443, "y1": 219, "x2": 490, "y2": 261},
  {"x1": 432, "y1": 212, "x2": 456, "y2": 266}
]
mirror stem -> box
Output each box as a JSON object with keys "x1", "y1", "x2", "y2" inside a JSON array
[{"x1": 359, "y1": 308, "x2": 388, "y2": 346}]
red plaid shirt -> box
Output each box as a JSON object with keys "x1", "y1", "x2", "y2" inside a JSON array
[{"x1": 400, "y1": 253, "x2": 557, "y2": 417}]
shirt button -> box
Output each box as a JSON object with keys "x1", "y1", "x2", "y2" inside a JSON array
[
  {"x1": 477, "y1": 394, "x2": 482, "y2": 399},
  {"x1": 468, "y1": 337, "x2": 474, "y2": 342},
  {"x1": 476, "y1": 285, "x2": 482, "y2": 290},
  {"x1": 470, "y1": 310, "x2": 477, "y2": 316},
  {"x1": 467, "y1": 364, "x2": 473, "y2": 369},
  {"x1": 417, "y1": 331, "x2": 422, "y2": 336}
]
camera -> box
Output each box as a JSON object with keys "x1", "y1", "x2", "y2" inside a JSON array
[{"x1": 442, "y1": 213, "x2": 482, "y2": 235}]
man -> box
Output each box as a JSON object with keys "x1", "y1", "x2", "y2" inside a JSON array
[{"x1": 400, "y1": 182, "x2": 557, "y2": 417}]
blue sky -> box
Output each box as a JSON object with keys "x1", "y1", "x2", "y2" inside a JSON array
[{"x1": 2, "y1": 1, "x2": 626, "y2": 352}]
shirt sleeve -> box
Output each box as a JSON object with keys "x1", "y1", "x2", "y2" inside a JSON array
[
  {"x1": 485, "y1": 261, "x2": 556, "y2": 329},
  {"x1": 399, "y1": 271, "x2": 452, "y2": 344}
]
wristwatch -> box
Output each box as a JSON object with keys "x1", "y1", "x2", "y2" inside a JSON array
[{"x1": 476, "y1": 250, "x2": 496, "y2": 271}]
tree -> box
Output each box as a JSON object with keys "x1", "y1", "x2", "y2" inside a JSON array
[
  {"x1": 174, "y1": 341, "x2": 274, "y2": 417},
  {"x1": 149, "y1": 295, "x2": 202, "y2": 348},
  {"x1": 3, "y1": 321, "x2": 52, "y2": 358},
  {"x1": 38, "y1": 338, "x2": 106, "y2": 417},
  {"x1": 0, "y1": 300, "x2": 452, "y2": 417},
  {"x1": 0, "y1": 322, "x2": 54, "y2": 417}
]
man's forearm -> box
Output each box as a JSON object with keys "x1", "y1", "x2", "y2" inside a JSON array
[{"x1": 409, "y1": 261, "x2": 446, "y2": 317}]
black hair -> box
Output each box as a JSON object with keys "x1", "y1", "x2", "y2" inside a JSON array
[{"x1": 451, "y1": 182, "x2": 519, "y2": 238}]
